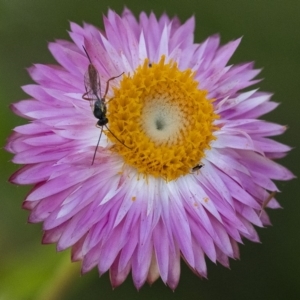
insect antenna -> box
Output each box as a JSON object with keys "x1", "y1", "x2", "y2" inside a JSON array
[{"x1": 83, "y1": 45, "x2": 92, "y2": 65}]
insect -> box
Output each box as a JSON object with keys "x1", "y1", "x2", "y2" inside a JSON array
[
  {"x1": 192, "y1": 164, "x2": 203, "y2": 173},
  {"x1": 82, "y1": 45, "x2": 130, "y2": 164}
]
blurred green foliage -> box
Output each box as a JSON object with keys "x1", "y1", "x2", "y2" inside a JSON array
[{"x1": 0, "y1": 0, "x2": 299, "y2": 299}]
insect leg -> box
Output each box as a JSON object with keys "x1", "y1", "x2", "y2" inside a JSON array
[
  {"x1": 104, "y1": 125, "x2": 132, "y2": 149},
  {"x1": 103, "y1": 72, "x2": 125, "y2": 98},
  {"x1": 91, "y1": 126, "x2": 103, "y2": 165},
  {"x1": 82, "y1": 91, "x2": 90, "y2": 101}
]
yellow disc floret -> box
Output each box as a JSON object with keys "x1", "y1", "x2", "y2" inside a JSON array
[{"x1": 106, "y1": 56, "x2": 218, "y2": 181}]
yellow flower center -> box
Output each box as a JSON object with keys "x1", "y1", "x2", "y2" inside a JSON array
[{"x1": 106, "y1": 56, "x2": 218, "y2": 181}]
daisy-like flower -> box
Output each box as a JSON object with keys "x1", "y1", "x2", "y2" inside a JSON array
[{"x1": 6, "y1": 9, "x2": 294, "y2": 289}]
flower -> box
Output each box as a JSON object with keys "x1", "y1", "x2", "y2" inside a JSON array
[{"x1": 6, "y1": 8, "x2": 294, "y2": 289}]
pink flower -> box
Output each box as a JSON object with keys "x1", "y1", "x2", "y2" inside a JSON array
[{"x1": 6, "y1": 8, "x2": 294, "y2": 289}]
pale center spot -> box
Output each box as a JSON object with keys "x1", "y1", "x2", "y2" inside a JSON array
[{"x1": 141, "y1": 94, "x2": 186, "y2": 145}]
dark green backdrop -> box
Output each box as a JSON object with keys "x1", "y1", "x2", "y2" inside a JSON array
[{"x1": 1, "y1": 0, "x2": 299, "y2": 299}]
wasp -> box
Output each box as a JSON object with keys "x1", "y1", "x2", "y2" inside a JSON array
[{"x1": 82, "y1": 45, "x2": 130, "y2": 164}]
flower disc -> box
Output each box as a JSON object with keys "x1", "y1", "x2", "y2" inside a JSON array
[{"x1": 107, "y1": 56, "x2": 218, "y2": 181}]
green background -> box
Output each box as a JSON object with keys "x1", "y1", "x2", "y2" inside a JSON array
[{"x1": 1, "y1": 0, "x2": 299, "y2": 299}]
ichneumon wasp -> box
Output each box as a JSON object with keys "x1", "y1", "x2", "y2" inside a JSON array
[{"x1": 82, "y1": 45, "x2": 130, "y2": 164}]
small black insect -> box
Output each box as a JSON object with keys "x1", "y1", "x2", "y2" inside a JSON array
[
  {"x1": 192, "y1": 164, "x2": 203, "y2": 173},
  {"x1": 82, "y1": 45, "x2": 130, "y2": 164}
]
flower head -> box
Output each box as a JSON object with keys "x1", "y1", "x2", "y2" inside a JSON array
[{"x1": 6, "y1": 9, "x2": 294, "y2": 289}]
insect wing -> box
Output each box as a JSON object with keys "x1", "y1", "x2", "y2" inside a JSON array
[
  {"x1": 83, "y1": 67, "x2": 101, "y2": 110},
  {"x1": 87, "y1": 64, "x2": 101, "y2": 94}
]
